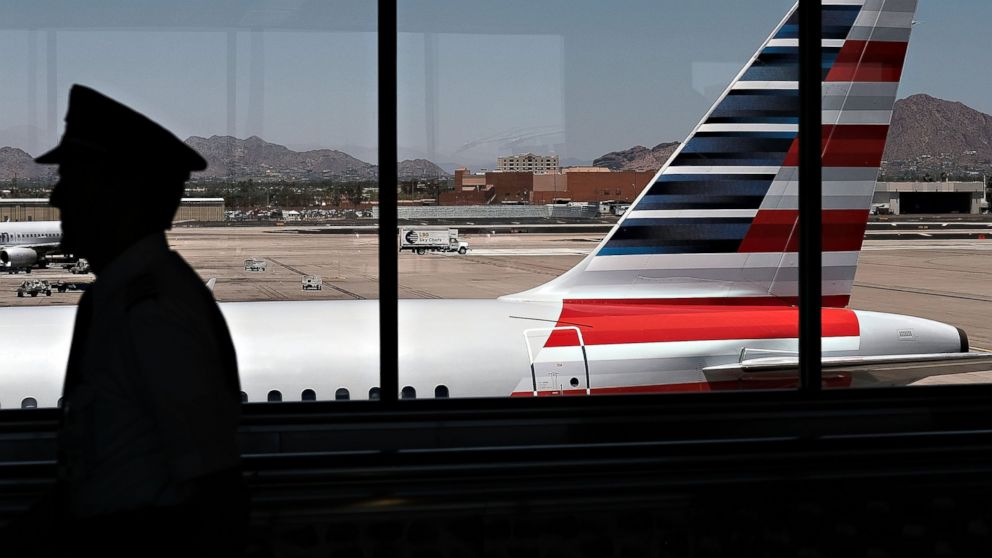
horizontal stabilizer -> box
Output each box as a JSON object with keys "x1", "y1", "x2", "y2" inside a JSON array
[{"x1": 703, "y1": 352, "x2": 992, "y2": 388}]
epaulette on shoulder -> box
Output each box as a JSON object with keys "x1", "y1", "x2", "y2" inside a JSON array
[{"x1": 125, "y1": 273, "x2": 161, "y2": 308}]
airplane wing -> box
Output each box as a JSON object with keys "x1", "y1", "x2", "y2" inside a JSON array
[{"x1": 703, "y1": 353, "x2": 992, "y2": 388}]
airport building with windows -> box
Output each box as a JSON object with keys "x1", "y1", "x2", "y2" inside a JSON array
[
  {"x1": 873, "y1": 181, "x2": 986, "y2": 215},
  {"x1": 0, "y1": 198, "x2": 59, "y2": 222},
  {"x1": 0, "y1": 197, "x2": 225, "y2": 223},
  {"x1": 495, "y1": 153, "x2": 560, "y2": 173}
]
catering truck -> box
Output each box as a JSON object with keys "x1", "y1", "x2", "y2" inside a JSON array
[{"x1": 399, "y1": 228, "x2": 469, "y2": 255}]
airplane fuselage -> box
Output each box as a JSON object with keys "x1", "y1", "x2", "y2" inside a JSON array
[
  {"x1": 0, "y1": 298, "x2": 964, "y2": 408},
  {"x1": 0, "y1": 221, "x2": 63, "y2": 269},
  {"x1": 0, "y1": 221, "x2": 62, "y2": 246}
]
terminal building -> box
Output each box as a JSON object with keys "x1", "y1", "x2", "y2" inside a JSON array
[
  {"x1": 450, "y1": 173, "x2": 989, "y2": 216},
  {"x1": 873, "y1": 181, "x2": 986, "y2": 215},
  {"x1": 448, "y1": 167, "x2": 655, "y2": 205},
  {"x1": 0, "y1": 197, "x2": 225, "y2": 223},
  {"x1": 0, "y1": 198, "x2": 59, "y2": 222},
  {"x1": 496, "y1": 153, "x2": 560, "y2": 173}
]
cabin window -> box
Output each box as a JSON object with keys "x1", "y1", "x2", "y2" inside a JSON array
[
  {"x1": 240, "y1": 391, "x2": 248, "y2": 403},
  {"x1": 401, "y1": 386, "x2": 416, "y2": 400},
  {"x1": 335, "y1": 388, "x2": 350, "y2": 401},
  {"x1": 302, "y1": 389, "x2": 317, "y2": 401},
  {"x1": 21, "y1": 398, "x2": 37, "y2": 409},
  {"x1": 434, "y1": 385, "x2": 449, "y2": 399},
  {"x1": 267, "y1": 390, "x2": 282, "y2": 402},
  {"x1": 369, "y1": 387, "x2": 380, "y2": 401}
]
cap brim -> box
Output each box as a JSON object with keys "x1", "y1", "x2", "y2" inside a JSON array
[
  {"x1": 186, "y1": 150, "x2": 208, "y2": 172},
  {"x1": 34, "y1": 145, "x2": 63, "y2": 165},
  {"x1": 35, "y1": 138, "x2": 207, "y2": 172}
]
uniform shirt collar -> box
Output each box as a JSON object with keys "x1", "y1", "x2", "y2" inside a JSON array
[{"x1": 90, "y1": 232, "x2": 170, "y2": 307}]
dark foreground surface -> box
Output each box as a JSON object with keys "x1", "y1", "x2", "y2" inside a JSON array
[{"x1": 4, "y1": 389, "x2": 992, "y2": 556}]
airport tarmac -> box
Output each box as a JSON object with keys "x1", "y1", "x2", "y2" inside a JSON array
[{"x1": 3, "y1": 227, "x2": 990, "y2": 384}]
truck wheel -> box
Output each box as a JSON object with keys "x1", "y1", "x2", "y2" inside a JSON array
[
  {"x1": 46, "y1": 291, "x2": 52, "y2": 296},
  {"x1": 17, "y1": 292, "x2": 23, "y2": 297},
  {"x1": 25, "y1": 268, "x2": 31, "y2": 274},
  {"x1": 30, "y1": 292, "x2": 37, "y2": 297},
  {"x1": 458, "y1": 247, "x2": 467, "y2": 255},
  {"x1": 416, "y1": 248, "x2": 425, "y2": 255}
]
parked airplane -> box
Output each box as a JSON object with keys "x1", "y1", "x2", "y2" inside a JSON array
[
  {"x1": 3, "y1": 0, "x2": 990, "y2": 408},
  {"x1": 0, "y1": 221, "x2": 63, "y2": 272}
]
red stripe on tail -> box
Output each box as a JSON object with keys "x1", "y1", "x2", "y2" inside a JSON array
[
  {"x1": 783, "y1": 125, "x2": 890, "y2": 168},
  {"x1": 826, "y1": 40, "x2": 909, "y2": 82},
  {"x1": 737, "y1": 209, "x2": 869, "y2": 253},
  {"x1": 544, "y1": 301, "x2": 859, "y2": 347}
]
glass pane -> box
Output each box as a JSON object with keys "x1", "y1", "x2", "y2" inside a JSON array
[
  {"x1": 831, "y1": 1, "x2": 992, "y2": 388},
  {"x1": 397, "y1": 0, "x2": 801, "y2": 398},
  {"x1": 0, "y1": 1, "x2": 379, "y2": 407}
]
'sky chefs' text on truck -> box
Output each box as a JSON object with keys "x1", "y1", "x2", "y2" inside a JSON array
[{"x1": 399, "y1": 228, "x2": 469, "y2": 255}]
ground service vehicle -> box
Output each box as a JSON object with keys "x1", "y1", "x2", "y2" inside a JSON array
[
  {"x1": 68, "y1": 259, "x2": 91, "y2": 274},
  {"x1": 53, "y1": 281, "x2": 87, "y2": 293},
  {"x1": 303, "y1": 276, "x2": 323, "y2": 291},
  {"x1": 17, "y1": 280, "x2": 52, "y2": 298},
  {"x1": 400, "y1": 228, "x2": 469, "y2": 255},
  {"x1": 244, "y1": 258, "x2": 267, "y2": 272}
]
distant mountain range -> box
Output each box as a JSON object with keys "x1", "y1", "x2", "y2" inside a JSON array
[
  {"x1": 591, "y1": 95, "x2": 992, "y2": 180},
  {"x1": 0, "y1": 147, "x2": 53, "y2": 181},
  {"x1": 0, "y1": 135, "x2": 449, "y2": 182},
  {"x1": 185, "y1": 135, "x2": 376, "y2": 180},
  {"x1": 881, "y1": 94, "x2": 992, "y2": 178},
  {"x1": 3, "y1": 94, "x2": 992, "y2": 183},
  {"x1": 592, "y1": 141, "x2": 680, "y2": 172}
]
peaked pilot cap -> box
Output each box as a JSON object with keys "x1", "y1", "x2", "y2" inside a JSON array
[{"x1": 35, "y1": 84, "x2": 207, "y2": 173}]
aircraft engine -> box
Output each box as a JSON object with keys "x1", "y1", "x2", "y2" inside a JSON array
[{"x1": 0, "y1": 247, "x2": 39, "y2": 267}]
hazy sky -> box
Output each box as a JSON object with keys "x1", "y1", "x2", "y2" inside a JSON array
[{"x1": 0, "y1": 1, "x2": 988, "y2": 169}]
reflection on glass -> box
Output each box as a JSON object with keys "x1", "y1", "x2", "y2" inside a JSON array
[
  {"x1": 0, "y1": 1, "x2": 380, "y2": 407},
  {"x1": 838, "y1": 1, "x2": 992, "y2": 388},
  {"x1": 397, "y1": 1, "x2": 810, "y2": 398}
]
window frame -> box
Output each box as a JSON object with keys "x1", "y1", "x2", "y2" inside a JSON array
[
  {"x1": 378, "y1": 0, "x2": 828, "y2": 404},
  {"x1": 0, "y1": 1, "x2": 980, "y2": 414},
  {"x1": 371, "y1": 0, "x2": 992, "y2": 408}
]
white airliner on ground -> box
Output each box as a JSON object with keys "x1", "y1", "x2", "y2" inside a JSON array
[
  {"x1": 0, "y1": 221, "x2": 63, "y2": 272},
  {"x1": 3, "y1": 0, "x2": 991, "y2": 408}
]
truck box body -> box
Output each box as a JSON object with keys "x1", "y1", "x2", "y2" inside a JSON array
[
  {"x1": 401, "y1": 228, "x2": 456, "y2": 249},
  {"x1": 399, "y1": 228, "x2": 468, "y2": 254}
]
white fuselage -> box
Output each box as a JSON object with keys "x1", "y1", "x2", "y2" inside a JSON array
[
  {"x1": 0, "y1": 221, "x2": 62, "y2": 248},
  {"x1": 0, "y1": 221, "x2": 63, "y2": 269},
  {"x1": 0, "y1": 299, "x2": 964, "y2": 408}
]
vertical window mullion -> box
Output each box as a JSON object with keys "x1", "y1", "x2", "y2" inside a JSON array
[
  {"x1": 798, "y1": 0, "x2": 823, "y2": 392},
  {"x1": 378, "y1": 0, "x2": 399, "y2": 404}
]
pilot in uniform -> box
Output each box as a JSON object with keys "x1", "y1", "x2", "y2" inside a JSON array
[{"x1": 30, "y1": 85, "x2": 247, "y2": 556}]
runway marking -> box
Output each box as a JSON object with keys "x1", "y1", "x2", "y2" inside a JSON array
[
  {"x1": 853, "y1": 283, "x2": 992, "y2": 303},
  {"x1": 399, "y1": 286, "x2": 441, "y2": 299},
  {"x1": 463, "y1": 248, "x2": 592, "y2": 256},
  {"x1": 456, "y1": 256, "x2": 569, "y2": 277},
  {"x1": 862, "y1": 241, "x2": 992, "y2": 251},
  {"x1": 973, "y1": 346, "x2": 992, "y2": 353},
  {"x1": 266, "y1": 256, "x2": 366, "y2": 300}
]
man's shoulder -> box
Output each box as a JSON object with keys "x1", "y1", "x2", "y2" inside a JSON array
[{"x1": 121, "y1": 253, "x2": 210, "y2": 312}]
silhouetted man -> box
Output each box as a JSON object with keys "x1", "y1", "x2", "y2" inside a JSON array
[{"x1": 29, "y1": 85, "x2": 247, "y2": 556}]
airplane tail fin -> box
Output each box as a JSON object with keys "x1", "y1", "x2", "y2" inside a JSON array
[{"x1": 508, "y1": 0, "x2": 917, "y2": 306}]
